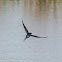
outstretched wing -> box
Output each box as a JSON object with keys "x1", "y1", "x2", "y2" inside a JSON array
[
  {"x1": 22, "y1": 21, "x2": 29, "y2": 33},
  {"x1": 31, "y1": 35, "x2": 47, "y2": 38}
]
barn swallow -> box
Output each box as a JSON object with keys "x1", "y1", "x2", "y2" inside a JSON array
[{"x1": 22, "y1": 21, "x2": 47, "y2": 40}]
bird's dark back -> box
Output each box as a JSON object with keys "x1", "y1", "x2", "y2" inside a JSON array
[{"x1": 27, "y1": 33, "x2": 32, "y2": 36}]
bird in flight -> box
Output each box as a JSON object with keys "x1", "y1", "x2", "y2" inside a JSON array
[{"x1": 22, "y1": 21, "x2": 47, "y2": 40}]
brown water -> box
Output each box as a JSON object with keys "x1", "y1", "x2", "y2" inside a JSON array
[{"x1": 0, "y1": 0, "x2": 62, "y2": 62}]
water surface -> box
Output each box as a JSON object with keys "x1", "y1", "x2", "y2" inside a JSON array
[{"x1": 0, "y1": 0, "x2": 62, "y2": 62}]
